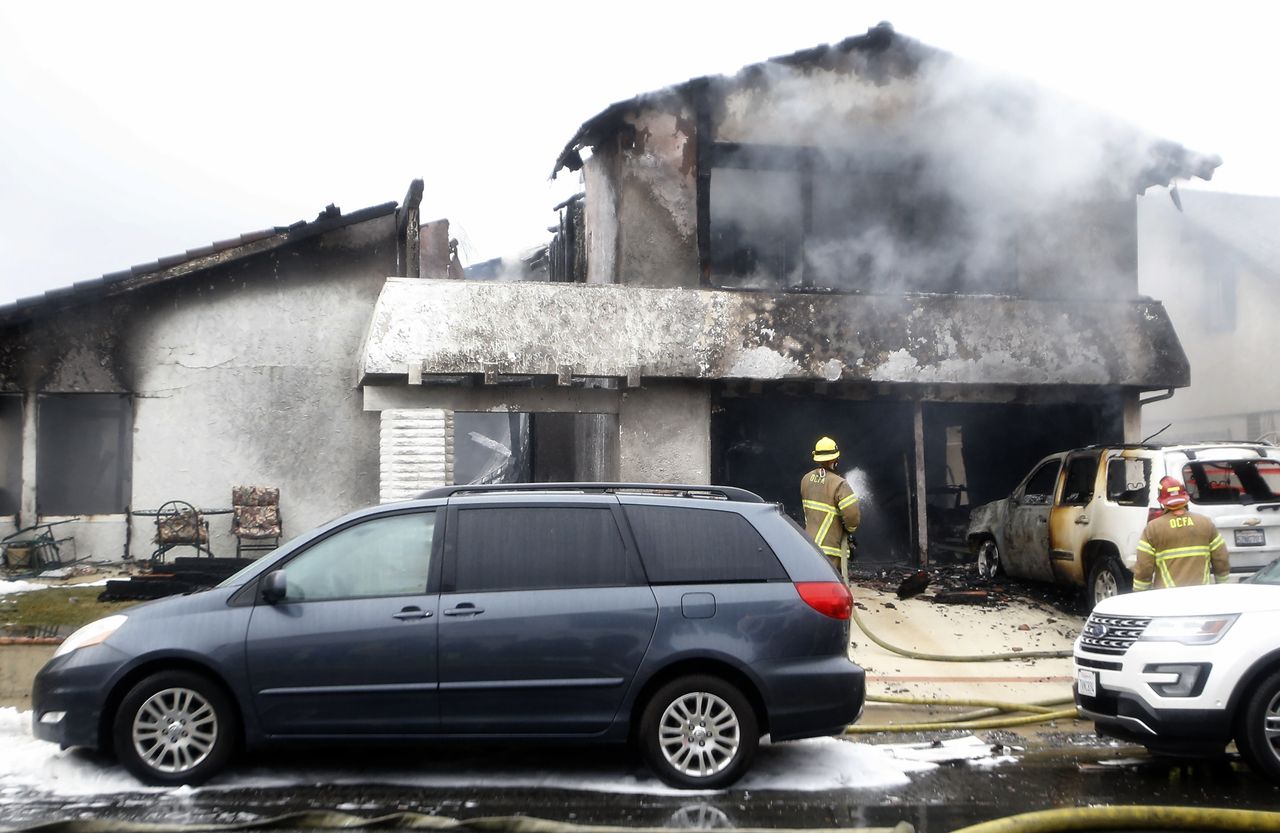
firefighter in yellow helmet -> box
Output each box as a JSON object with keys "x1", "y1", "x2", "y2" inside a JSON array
[
  {"x1": 1133, "y1": 476, "x2": 1230, "y2": 591},
  {"x1": 801, "y1": 437, "x2": 861, "y2": 581}
]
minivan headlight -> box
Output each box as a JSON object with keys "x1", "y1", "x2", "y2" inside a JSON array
[
  {"x1": 53, "y1": 615, "x2": 128, "y2": 658},
  {"x1": 1139, "y1": 614, "x2": 1238, "y2": 645}
]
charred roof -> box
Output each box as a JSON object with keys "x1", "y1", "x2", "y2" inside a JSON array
[
  {"x1": 552, "y1": 22, "x2": 1220, "y2": 194},
  {"x1": 0, "y1": 199, "x2": 402, "y2": 326}
]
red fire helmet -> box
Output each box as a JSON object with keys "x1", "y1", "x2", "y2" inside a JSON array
[{"x1": 1157, "y1": 475, "x2": 1190, "y2": 509}]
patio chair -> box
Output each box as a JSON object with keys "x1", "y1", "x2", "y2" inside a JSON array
[
  {"x1": 1, "y1": 518, "x2": 79, "y2": 575},
  {"x1": 151, "y1": 500, "x2": 212, "y2": 564},
  {"x1": 232, "y1": 485, "x2": 281, "y2": 558}
]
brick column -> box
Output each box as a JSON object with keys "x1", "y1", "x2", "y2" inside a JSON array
[{"x1": 379, "y1": 408, "x2": 454, "y2": 503}]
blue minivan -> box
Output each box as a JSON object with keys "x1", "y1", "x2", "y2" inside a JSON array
[{"x1": 33, "y1": 483, "x2": 865, "y2": 789}]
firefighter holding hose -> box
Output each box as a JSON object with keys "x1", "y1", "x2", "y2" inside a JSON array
[{"x1": 801, "y1": 437, "x2": 861, "y2": 581}]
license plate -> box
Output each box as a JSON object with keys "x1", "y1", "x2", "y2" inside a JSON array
[
  {"x1": 1077, "y1": 668, "x2": 1097, "y2": 698},
  {"x1": 1236, "y1": 529, "x2": 1266, "y2": 547}
]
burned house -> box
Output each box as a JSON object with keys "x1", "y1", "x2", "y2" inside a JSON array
[
  {"x1": 0, "y1": 183, "x2": 440, "y2": 561},
  {"x1": 358, "y1": 24, "x2": 1217, "y2": 563}
]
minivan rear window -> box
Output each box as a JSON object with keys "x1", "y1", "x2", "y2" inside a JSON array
[
  {"x1": 624, "y1": 506, "x2": 787, "y2": 584},
  {"x1": 1182, "y1": 460, "x2": 1280, "y2": 505}
]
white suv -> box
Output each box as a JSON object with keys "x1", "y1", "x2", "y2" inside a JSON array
[
  {"x1": 967, "y1": 442, "x2": 1280, "y2": 608},
  {"x1": 1074, "y1": 580, "x2": 1280, "y2": 781}
]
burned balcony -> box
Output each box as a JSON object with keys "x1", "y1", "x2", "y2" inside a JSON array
[{"x1": 360, "y1": 278, "x2": 1188, "y2": 391}]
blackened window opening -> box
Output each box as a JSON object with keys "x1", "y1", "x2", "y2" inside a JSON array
[
  {"x1": 37, "y1": 394, "x2": 132, "y2": 515},
  {"x1": 708, "y1": 142, "x2": 1013, "y2": 294},
  {"x1": 0, "y1": 395, "x2": 21, "y2": 515}
]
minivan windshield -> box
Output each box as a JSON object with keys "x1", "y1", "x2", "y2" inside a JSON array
[{"x1": 1181, "y1": 459, "x2": 1280, "y2": 505}]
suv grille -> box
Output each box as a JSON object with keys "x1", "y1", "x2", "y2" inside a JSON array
[{"x1": 1079, "y1": 613, "x2": 1151, "y2": 655}]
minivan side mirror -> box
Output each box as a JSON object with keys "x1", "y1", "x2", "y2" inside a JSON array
[{"x1": 262, "y1": 570, "x2": 288, "y2": 604}]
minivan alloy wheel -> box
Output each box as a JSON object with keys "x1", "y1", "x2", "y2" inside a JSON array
[
  {"x1": 639, "y1": 674, "x2": 759, "y2": 789},
  {"x1": 131, "y1": 686, "x2": 219, "y2": 774},
  {"x1": 113, "y1": 670, "x2": 237, "y2": 786},
  {"x1": 658, "y1": 691, "x2": 740, "y2": 777}
]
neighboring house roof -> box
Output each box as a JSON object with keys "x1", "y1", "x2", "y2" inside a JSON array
[
  {"x1": 0, "y1": 200, "x2": 399, "y2": 326},
  {"x1": 552, "y1": 22, "x2": 1220, "y2": 194}
]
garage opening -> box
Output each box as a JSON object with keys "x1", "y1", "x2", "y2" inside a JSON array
[
  {"x1": 712, "y1": 390, "x2": 1125, "y2": 565},
  {"x1": 713, "y1": 396, "x2": 915, "y2": 563}
]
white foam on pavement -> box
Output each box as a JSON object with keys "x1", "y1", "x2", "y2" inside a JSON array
[
  {"x1": 0, "y1": 708, "x2": 943, "y2": 798},
  {"x1": 0, "y1": 580, "x2": 50, "y2": 595}
]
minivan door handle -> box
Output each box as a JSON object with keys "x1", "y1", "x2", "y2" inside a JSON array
[
  {"x1": 1075, "y1": 514, "x2": 1090, "y2": 525},
  {"x1": 393, "y1": 606, "x2": 431, "y2": 621},
  {"x1": 444, "y1": 603, "x2": 484, "y2": 617}
]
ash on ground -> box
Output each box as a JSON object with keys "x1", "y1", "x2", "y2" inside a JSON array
[{"x1": 850, "y1": 563, "x2": 1087, "y2": 616}]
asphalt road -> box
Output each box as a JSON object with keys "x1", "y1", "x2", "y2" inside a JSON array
[{"x1": 3, "y1": 737, "x2": 1280, "y2": 833}]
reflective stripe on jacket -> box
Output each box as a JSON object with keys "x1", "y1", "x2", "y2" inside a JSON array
[
  {"x1": 800, "y1": 467, "x2": 861, "y2": 560},
  {"x1": 1133, "y1": 510, "x2": 1230, "y2": 591}
]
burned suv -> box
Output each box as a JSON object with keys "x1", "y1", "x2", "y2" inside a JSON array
[
  {"x1": 33, "y1": 483, "x2": 864, "y2": 789},
  {"x1": 967, "y1": 443, "x2": 1280, "y2": 608}
]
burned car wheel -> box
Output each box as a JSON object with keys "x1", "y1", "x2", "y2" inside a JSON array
[
  {"x1": 1087, "y1": 555, "x2": 1130, "y2": 610},
  {"x1": 1236, "y1": 667, "x2": 1280, "y2": 782},
  {"x1": 976, "y1": 539, "x2": 1002, "y2": 580},
  {"x1": 640, "y1": 675, "x2": 758, "y2": 789},
  {"x1": 112, "y1": 670, "x2": 237, "y2": 786}
]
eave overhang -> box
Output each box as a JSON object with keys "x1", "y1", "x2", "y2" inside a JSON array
[{"x1": 361, "y1": 278, "x2": 1189, "y2": 391}]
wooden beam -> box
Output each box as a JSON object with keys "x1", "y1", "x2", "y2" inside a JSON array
[{"x1": 913, "y1": 400, "x2": 929, "y2": 568}]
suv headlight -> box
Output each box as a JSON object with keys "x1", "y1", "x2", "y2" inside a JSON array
[
  {"x1": 1139, "y1": 614, "x2": 1238, "y2": 645},
  {"x1": 53, "y1": 615, "x2": 128, "y2": 658}
]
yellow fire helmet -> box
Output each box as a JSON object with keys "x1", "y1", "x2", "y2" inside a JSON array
[{"x1": 812, "y1": 436, "x2": 840, "y2": 462}]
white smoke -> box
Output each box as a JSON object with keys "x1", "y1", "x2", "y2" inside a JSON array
[{"x1": 709, "y1": 39, "x2": 1216, "y2": 296}]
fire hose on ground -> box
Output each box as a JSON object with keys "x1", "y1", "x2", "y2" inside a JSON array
[
  {"x1": 10, "y1": 806, "x2": 1280, "y2": 833},
  {"x1": 851, "y1": 604, "x2": 1074, "y2": 662},
  {"x1": 847, "y1": 602, "x2": 1080, "y2": 733}
]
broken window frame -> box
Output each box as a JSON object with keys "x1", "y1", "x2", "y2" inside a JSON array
[
  {"x1": 704, "y1": 142, "x2": 991, "y2": 293},
  {"x1": 1105, "y1": 457, "x2": 1151, "y2": 506},
  {"x1": 1019, "y1": 461, "x2": 1060, "y2": 506},
  {"x1": 1058, "y1": 455, "x2": 1100, "y2": 507}
]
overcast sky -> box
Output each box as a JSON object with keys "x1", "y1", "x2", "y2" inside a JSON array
[{"x1": 2, "y1": 1, "x2": 1277, "y2": 304}]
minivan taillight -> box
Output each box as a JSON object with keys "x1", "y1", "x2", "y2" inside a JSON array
[
  {"x1": 1147, "y1": 507, "x2": 1163, "y2": 522},
  {"x1": 796, "y1": 582, "x2": 852, "y2": 620}
]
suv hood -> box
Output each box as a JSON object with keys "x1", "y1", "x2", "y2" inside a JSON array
[{"x1": 1094, "y1": 584, "x2": 1280, "y2": 617}]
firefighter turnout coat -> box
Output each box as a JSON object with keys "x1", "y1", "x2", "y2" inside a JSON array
[
  {"x1": 1133, "y1": 509, "x2": 1230, "y2": 591},
  {"x1": 801, "y1": 466, "x2": 861, "y2": 569}
]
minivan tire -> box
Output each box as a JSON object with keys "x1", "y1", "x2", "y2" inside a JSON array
[
  {"x1": 112, "y1": 670, "x2": 237, "y2": 786},
  {"x1": 1235, "y1": 667, "x2": 1280, "y2": 782},
  {"x1": 639, "y1": 674, "x2": 758, "y2": 789}
]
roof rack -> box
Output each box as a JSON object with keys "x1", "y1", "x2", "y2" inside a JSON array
[
  {"x1": 1180, "y1": 444, "x2": 1272, "y2": 460},
  {"x1": 417, "y1": 482, "x2": 766, "y2": 503}
]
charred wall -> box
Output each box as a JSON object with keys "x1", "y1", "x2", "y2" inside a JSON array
[{"x1": 574, "y1": 37, "x2": 1165, "y2": 299}]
